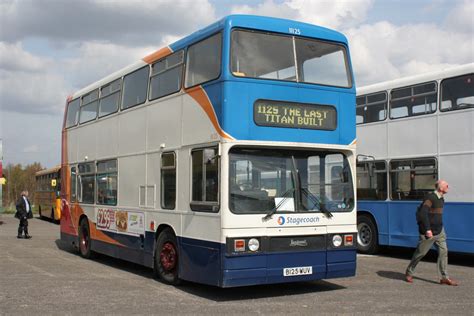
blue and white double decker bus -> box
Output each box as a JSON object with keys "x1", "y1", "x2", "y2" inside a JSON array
[
  {"x1": 356, "y1": 64, "x2": 474, "y2": 254},
  {"x1": 61, "y1": 15, "x2": 357, "y2": 287}
]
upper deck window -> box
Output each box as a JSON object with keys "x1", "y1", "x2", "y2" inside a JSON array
[
  {"x1": 356, "y1": 92, "x2": 387, "y2": 124},
  {"x1": 295, "y1": 37, "x2": 351, "y2": 87},
  {"x1": 66, "y1": 98, "x2": 80, "y2": 128},
  {"x1": 99, "y1": 78, "x2": 121, "y2": 118},
  {"x1": 390, "y1": 82, "x2": 437, "y2": 119},
  {"x1": 79, "y1": 89, "x2": 99, "y2": 124},
  {"x1": 150, "y1": 50, "x2": 184, "y2": 100},
  {"x1": 122, "y1": 66, "x2": 149, "y2": 110},
  {"x1": 185, "y1": 33, "x2": 222, "y2": 88},
  {"x1": 230, "y1": 29, "x2": 352, "y2": 88},
  {"x1": 440, "y1": 73, "x2": 474, "y2": 112}
]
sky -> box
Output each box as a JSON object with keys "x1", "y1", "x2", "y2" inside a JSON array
[{"x1": 0, "y1": 0, "x2": 473, "y2": 168}]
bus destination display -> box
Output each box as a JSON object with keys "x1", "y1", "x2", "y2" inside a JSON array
[{"x1": 254, "y1": 100, "x2": 337, "y2": 130}]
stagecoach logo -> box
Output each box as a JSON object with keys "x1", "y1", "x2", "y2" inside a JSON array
[
  {"x1": 277, "y1": 216, "x2": 286, "y2": 225},
  {"x1": 290, "y1": 239, "x2": 308, "y2": 247},
  {"x1": 277, "y1": 215, "x2": 320, "y2": 226}
]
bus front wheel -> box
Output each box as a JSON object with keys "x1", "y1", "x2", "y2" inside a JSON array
[
  {"x1": 154, "y1": 228, "x2": 181, "y2": 285},
  {"x1": 78, "y1": 218, "x2": 93, "y2": 259},
  {"x1": 357, "y1": 214, "x2": 379, "y2": 254}
]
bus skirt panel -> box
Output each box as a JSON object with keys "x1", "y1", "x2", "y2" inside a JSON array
[{"x1": 221, "y1": 249, "x2": 356, "y2": 288}]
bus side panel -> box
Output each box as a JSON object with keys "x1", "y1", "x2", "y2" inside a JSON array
[
  {"x1": 357, "y1": 201, "x2": 390, "y2": 246},
  {"x1": 387, "y1": 201, "x2": 420, "y2": 247},
  {"x1": 178, "y1": 237, "x2": 221, "y2": 286},
  {"x1": 442, "y1": 202, "x2": 474, "y2": 254},
  {"x1": 360, "y1": 201, "x2": 474, "y2": 254}
]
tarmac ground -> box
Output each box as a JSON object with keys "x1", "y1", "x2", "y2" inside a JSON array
[{"x1": 0, "y1": 214, "x2": 473, "y2": 315}]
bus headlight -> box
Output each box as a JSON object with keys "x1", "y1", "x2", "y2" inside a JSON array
[
  {"x1": 248, "y1": 238, "x2": 260, "y2": 252},
  {"x1": 332, "y1": 235, "x2": 343, "y2": 247}
]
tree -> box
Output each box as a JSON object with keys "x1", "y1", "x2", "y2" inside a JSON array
[{"x1": 2, "y1": 163, "x2": 43, "y2": 211}]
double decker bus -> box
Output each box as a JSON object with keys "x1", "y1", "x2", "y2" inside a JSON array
[
  {"x1": 61, "y1": 15, "x2": 357, "y2": 287},
  {"x1": 356, "y1": 63, "x2": 474, "y2": 254},
  {"x1": 35, "y1": 166, "x2": 61, "y2": 222}
]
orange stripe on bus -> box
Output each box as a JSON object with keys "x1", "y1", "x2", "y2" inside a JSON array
[
  {"x1": 186, "y1": 86, "x2": 233, "y2": 140},
  {"x1": 142, "y1": 47, "x2": 173, "y2": 64},
  {"x1": 89, "y1": 221, "x2": 125, "y2": 247}
]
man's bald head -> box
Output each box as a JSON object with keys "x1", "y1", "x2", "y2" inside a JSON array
[{"x1": 436, "y1": 180, "x2": 449, "y2": 195}]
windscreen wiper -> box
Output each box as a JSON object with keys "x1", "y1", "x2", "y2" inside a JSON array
[
  {"x1": 291, "y1": 156, "x2": 303, "y2": 211},
  {"x1": 301, "y1": 187, "x2": 333, "y2": 218},
  {"x1": 262, "y1": 188, "x2": 294, "y2": 221}
]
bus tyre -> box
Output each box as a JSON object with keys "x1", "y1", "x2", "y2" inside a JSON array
[
  {"x1": 154, "y1": 228, "x2": 181, "y2": 285},
  {"x1": 39, "y1": 206, "x2": 43, "y2": 219},
  {"x1": 78, "y1": 218, "x2": 93, "y2": 259},
  {"x1": 357, "y1": 214, "x2": 378, "y2": 254}
]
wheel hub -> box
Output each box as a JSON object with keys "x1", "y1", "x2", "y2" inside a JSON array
[
  {"x1": 160, "y1": 242, "x2": 177, "y2": 271},
  {"x1": 358, "y1": 223, "x2": 372, "y2": 247}
]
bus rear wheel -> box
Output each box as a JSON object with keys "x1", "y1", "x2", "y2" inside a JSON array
[
  {"x1": 154, "y1": 228, "x2": 181, "y2": 285},
  {"x1": 78, "y1": 218, "x2": 93, "y2": 259},
  {"x1": 357, "y1": 214, "x2": 378, "y2": 254}
]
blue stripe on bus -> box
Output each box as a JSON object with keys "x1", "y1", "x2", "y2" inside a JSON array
[
  {"x1": 357, "y1": 200, "x2": 474, "y2": 254},
  {"x1": 169, "y1": 15, "x2": 348, "y2": 53},
  {"x1": 178, "y1": 236, "x2": 223, "y2": 286},
  {"x1": 222, "y1": 249, "x2": 356, "y2": 287},
  {"x1": 177, "y1": 236, "x2": 356, "y2": 287},
  {"x1": 204, "y1": 81, "x2": 355, "y2": 145},
  {"x1": 88, "y1": 230, "x2": 356, "y2": 286}
]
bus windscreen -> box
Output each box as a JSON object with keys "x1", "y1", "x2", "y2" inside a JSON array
[{"x1": 229, "y1": 147, "x2": 354, "y2": 214}]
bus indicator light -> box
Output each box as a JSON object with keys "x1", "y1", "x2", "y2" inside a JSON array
[
  {"x1": 234, "y1": 239, "x2": 245, "y2": 252},
  {"x1": 150, "y1": 221, "x2": 155, "y2": 231},
  {"x1": 344, "y1": 235, "x2": 353, "y2": 246}
]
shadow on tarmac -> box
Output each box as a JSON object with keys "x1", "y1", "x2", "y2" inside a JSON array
[
  {"x1": 375, "y1": 246, "x2": 474, "y2": 268},
  {"x1": 178, "y1": 280, "x2": 345, "y2": 301},
  {"x1": 376, "y1": 270, "x2": 439, "y2": 285},
  {"x1": 55, "y1": 239, "x2": 346, "y2": 301}
]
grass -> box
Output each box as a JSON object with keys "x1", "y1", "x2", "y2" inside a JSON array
[{"x1": 1, "y1": 204, "x2": 39, "y2": 214}]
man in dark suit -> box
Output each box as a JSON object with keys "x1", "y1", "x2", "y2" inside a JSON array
[{"x1": 15, "y1": 190, "x2": 33, "y2": 239}]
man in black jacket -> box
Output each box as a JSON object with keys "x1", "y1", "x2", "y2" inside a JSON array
[
  {"x1": 405, "y1": 180, "x2": 458, "y2": 286},
  {"x1": 15, "y1": 190, "x2": 33, "y2": 239}
]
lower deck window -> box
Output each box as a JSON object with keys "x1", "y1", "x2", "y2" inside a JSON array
[
  {"x1": 191, "y1": 147, "x2": 219, "y2": 211},
  {"x1": 390, "y1": 158, "x2": 437, "y2": 200},
  {"x1": 356, "y1": 161, "x2": 387, "y2": 200}
]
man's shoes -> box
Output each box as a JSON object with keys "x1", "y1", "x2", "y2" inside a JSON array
[
  {"x1": 25, "y1": 234, "x2": 32, "y2": 239},
  {"x1": 17, "y1": 235, "x2": 23, "y2": 239},
  {"x1": 405, "y1": 274, "x2": 413, "y2": 283},
  {"x1": 440, "y1": 278, "x2": 458, "y2": 286}
]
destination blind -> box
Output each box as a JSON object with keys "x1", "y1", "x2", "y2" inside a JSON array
[{"x1": 254, "y1": 100, "x2": 337, "y2": 130}]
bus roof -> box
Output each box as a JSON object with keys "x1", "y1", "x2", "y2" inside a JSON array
[
  {"x1": 35, "y1": 166, "x2": 61, "y2": 177},
  {"x1": 356, "y1": 63, "x2": 474, "y2": 96},
  {"x1": 70, "y1": 15, "x2": 349, "y2": 100}
]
